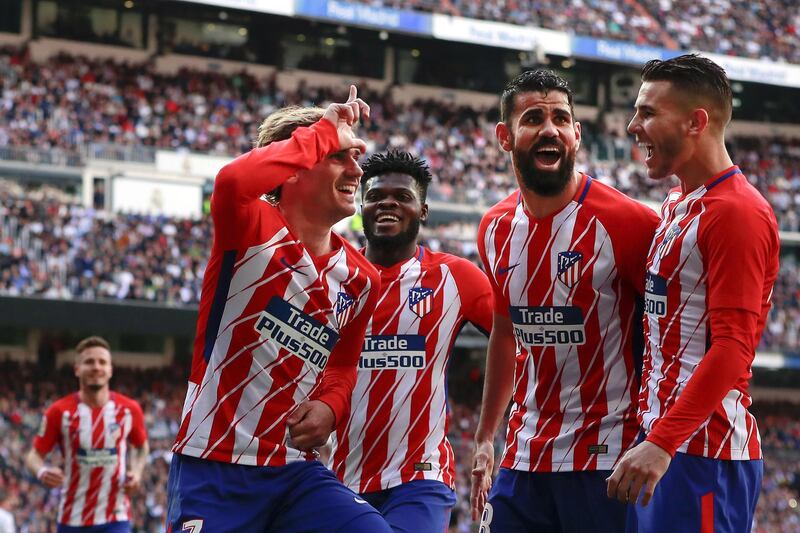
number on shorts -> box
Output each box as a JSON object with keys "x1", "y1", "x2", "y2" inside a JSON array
[{"x1": 182, "y1": 519, "x2": 203, "y2": 533}]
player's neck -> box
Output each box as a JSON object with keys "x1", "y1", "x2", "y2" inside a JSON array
[
  {"x1": 281, "y1": 207, "x2": 334, "y2": 256},
  {"x1": 676, "y1": 138, "x2": 734, "y2": 194},
  {"x1": 365, "y1": 241, "x2": 417, "y2": 268},
  {"x1": 519, "y1": 171, "x2": 581, "y2": 219},
  {"x1": 79, "y1": 387, "x2": 110, "y2": 408}
]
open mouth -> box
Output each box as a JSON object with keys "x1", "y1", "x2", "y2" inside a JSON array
[
  {"x1": 639, "y1": 143, "x2": 655, "y2": 162},
  {"x1": 376, "y1": 213, "x2": 400, "y2": 225},
  {"x1": 533, "y1": 145, "x2": 562, "y2": 167},
  {"x1": 336, "y1": 184, "x2": 356, "y2": 198}
]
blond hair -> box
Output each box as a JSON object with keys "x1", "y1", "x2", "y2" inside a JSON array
[
  {"x1": 256, "y1": 106, "x2": 325, "y2": 203},
  {"x1": 256, "y1": 106, "x2": 325, "y2": 148}
]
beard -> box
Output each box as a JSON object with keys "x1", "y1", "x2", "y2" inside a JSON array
[
  {"x1": 512, "y1": 139, "x2": 576, "y2": 197},
  {"x1": 364, "y1": 217, "x2": 421, "y2": 251},
  {"x1": 85, "y1": 383, "x2": 104, "y2": 392}
]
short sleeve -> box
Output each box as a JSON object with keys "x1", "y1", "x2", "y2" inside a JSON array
[
  {"x1": 456, "y1": 260, "x2": 494, "y2": 335},
  {"x1": 32, "y1": 403, "x2": 63, "y2": 456},
  {"x1": 127, "y1": 399, "x2": 148, "y2": 447},
  {"x1": 476, "y1": 213, "x2": 510, "y2": 317},
  {"x1": 616, "y1": 202, "x2": 660, "y2": 295}
]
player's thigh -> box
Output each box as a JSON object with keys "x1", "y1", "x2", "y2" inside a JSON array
[
  {"x1": 714, "y1": 459, "x2": 762, "y2": 533},
  {"x1": 630, "y1": 453, "x2": 761, "y2": 533},
  {"x1": 552, "y1": 471, "x2": 626, "y2": 533},
  {"x1": 270, "y1": 461, "x2": 392, "y2": 533},
  {"x1": 481, "y1": 468, "x2": 558, "y2": 533},
  {"x1": 56, "y1": 522, "x2": 131, "y2": 533},
  {"x1": 165, "y1": 454, "x2": 272, "y2": 533},
  {"x1": 375, "y1": 480, "x2": 456, "y2": 533}
]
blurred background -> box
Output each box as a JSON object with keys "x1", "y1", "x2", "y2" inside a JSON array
[{"x1": 0, "y1": 0, "x2": 798, "y2": 531}]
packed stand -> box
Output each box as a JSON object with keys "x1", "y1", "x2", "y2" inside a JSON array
[
  {"x1": 2, "y1": 47, "x2": 800, "y2": 224},
  {"x1": 355, "y1": 0, "x2": 800, "y2": 64}
]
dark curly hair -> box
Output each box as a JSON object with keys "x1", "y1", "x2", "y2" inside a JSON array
[
  {"x1": 501, "y1": 68, "x2": 574, "y2": 123},
  {"x1": 360, "y1": 150, "x2": 433, "y2": 202}
]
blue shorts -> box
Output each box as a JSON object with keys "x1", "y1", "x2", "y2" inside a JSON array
[
  {"x1": 481, "y1": 468, "x2": 626, "y2": 533},
  {"x1": 166, "y1": 454, "x2": 392, "y2": 533},
  {"x1": 627, "y1": 452, "x2": 762, "y2": 533},
  {"x1": 360, "y1": 480, "x2": 456, "y2": 533},
  {"x1": 57, "y1": 522, "x2": 130, "y2": 533}
]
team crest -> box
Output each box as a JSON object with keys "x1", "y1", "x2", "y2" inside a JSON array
[
  {"x1": 408, "y1": 287, "x2": 434, "y2": 318},
  {"x1": 658, "y1": 223, "x2": 682, "y2": 259},
  {"x1": 336, "y1": 292, "x2": 356, "y2": 326},
  {"x1": 557, "y1": 251, "x2": 583, "y2": 287},
  {"x1": 107, "y1": 422, "x2": 121, "y2": 440}
]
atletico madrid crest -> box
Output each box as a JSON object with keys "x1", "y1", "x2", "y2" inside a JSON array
[
  {"x1": 336, "y1": 292, "x2": 356, "y2": 326},
  {"x1": 408, "y1": 287, "x2": 434, "y2": 318},
  {"x1": 557, "y1": 251, "x2": 583, "y2": 287}
]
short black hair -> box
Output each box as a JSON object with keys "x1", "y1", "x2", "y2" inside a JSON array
[
  {"x1": 501, "y1": 69, "x2": 574, "y2": 123},
  {"x1": 360, "y1": 150, "x2": 433, "y2": 202},
  {"x1": 641, "y1": 54, "x2": 733, "y2": 126}
]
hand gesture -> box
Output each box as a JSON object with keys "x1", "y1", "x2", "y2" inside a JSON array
[
  {"x1": 606, "y1": 440, "x2": 672, "y2": 506},
  {"x1": 471, "y1": 439, "x2": 495, "y2": 521},
  {"x1": 321, "y1": 85, "x2": 369, "y2": 154},
  {"x1": 286, "y1": 400, "x2": 335, "y2": 451}
]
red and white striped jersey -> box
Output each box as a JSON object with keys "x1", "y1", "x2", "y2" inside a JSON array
[
  {"x1": 640, "y1": 167, "x2": 780, "y2": 460},
  {"x1": 478, "y1": 174, "x2": 659, "y2": 472},
  {"x1": 330, "y1": 247, "x2": 492, "y2": 493},
  {"x1": 33, "y1": 392, "x2": 147, "y2": 527},
  {"x1": 173, "y1": 121, "x2": 380, "y2": 466}
]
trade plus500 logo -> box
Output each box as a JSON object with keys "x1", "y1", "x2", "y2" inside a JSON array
[
  {"x1": 359, "y1": 335, "x2": 426, "y2": 370},
  {"x1": 255, "y1": 296, "x2": 338, "y2": 370},
  {"x1": 510, "y1": 306, "x2": 586, "y2": 346}
]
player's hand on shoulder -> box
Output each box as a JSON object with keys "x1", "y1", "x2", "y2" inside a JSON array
[
  {"x1": 38, "y1": 466, "x2": 65, "y2": 488},
  {"x1": 322, "y1": 85, "x2": 369, "y2": 155},
  {"x1": 286, "y1": 400, "x2": 335, "y2": 451},
  {"x1": 470, "y1": 439, "x2": 495, "y2": 521},
  {"x1": 606, "y1": 440, "x2": 671, "y2": 507}
]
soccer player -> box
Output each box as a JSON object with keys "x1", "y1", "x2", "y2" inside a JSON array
[
  {"x1": 470, "y1": 69, "x2": 659, "y2": 532},
  {"x1": 25, "y1": 336, "x2": 149, "y2": 532},
  {"x1": 166, "y1": 87, "x2": 392, "y2": 533},
  {"x1": 607, "y1": 54, "x2": 780, "y2": 532},
  {"x1": 329, "y1": 151, "x2": 493, "y2": 532}
]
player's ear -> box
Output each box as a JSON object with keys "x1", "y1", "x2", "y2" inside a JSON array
[
  {"x1": 574, "y1": 120, "x2": 582, "y2": 148},
  {"x1": 688, "y1": 108, "x2": 709, "y2": 137},
  {"x1": 420, "y1": 203, "x2": 429, "y2": 223},
  {"x1": 496, "y1": 122, "x2": 512, "y2": 152}
]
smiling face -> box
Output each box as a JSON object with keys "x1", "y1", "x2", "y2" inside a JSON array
[
  {"x1": 496, "y1": 90, "x2": 581, "y2": 196},
  {"x1": 362, "y1": 172, "x2": 428, "y2": 250},
  {"x1": 74, "y1": 346, "x2": 113, "y2": 392},
  {"x1": 283, "y1": 147, "x2": 364, "y2": 228},
  {"x1": 628, "y1": 80, "x2": 695, "y2": 181}
]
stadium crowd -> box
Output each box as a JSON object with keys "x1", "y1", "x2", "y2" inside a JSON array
[
  {"x1": 0, "y1": 361, "x2": 797, "y2": 532},
  {"x1": 356, "y1": 0, "x2": 800, "y2": 64},
  {"x1": 1, "y1": 49, "x2": 798, "y2": 214}
]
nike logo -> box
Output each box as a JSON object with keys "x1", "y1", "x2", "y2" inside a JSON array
[
  {"x1": 497, "y1": 263, "x2": 520, "y2": 276},
  {"x1": 280, "y1": 257, "x2": 308, "y2": 275},
  {"x1": 354, "y1": 497, "x2": 368, "y2": 504}
]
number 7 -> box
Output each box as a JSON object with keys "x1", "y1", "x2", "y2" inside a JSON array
[{"x1": 182, "y1": 519, "x2": 203, "y2": 532}]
